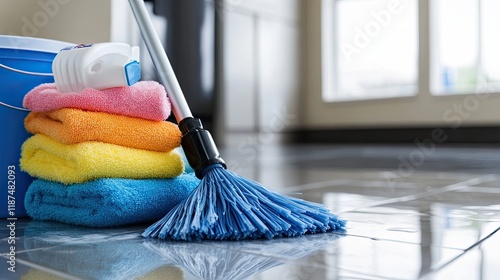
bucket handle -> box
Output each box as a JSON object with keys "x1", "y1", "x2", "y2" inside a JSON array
[
  {"x1": 0, "y1": 101, "x2": 30, "y2": 112},
  {"x1": 0, "y1": 62, "x2": 53, "y2": 77},
  {"x1": 0, "y1": 62, "x2": 44, "y2": 111}
]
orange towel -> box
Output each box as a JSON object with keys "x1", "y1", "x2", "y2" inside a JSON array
[{"x1": 25, "y1": 108, "x2": 181, "y2": 152}]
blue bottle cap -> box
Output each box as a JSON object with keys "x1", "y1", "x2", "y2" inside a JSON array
[{"x1": 124, "y1": 61, "x2": 141, "y2": 86}]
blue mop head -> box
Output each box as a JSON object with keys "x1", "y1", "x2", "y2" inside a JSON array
[
  {"x1": 143, "y1": 164, "x2": 346, "y2": 241},
  {"x1": 143, "y1": 118, "x2": 346, "y2": 241}
]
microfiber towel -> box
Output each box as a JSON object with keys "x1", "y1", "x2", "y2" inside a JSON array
[
  {"x1": 25, "y1": 108, "x2": 181, "y2": 152},
  {"x1": 20, "y1": 134, "x2": 184, "y2": 184},
  {"x1": 23, "y1": 81, "x2": 170, "y2": 121},
  {"x1": 24, "y1": 174, "x2": 200, "y2": 227}
]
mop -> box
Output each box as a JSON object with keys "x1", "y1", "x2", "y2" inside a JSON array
[{"x1": 128, "y1": 0, "x2": 346, "y2": 241}]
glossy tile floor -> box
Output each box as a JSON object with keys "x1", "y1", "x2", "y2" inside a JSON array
[{"x1": 2, "y1": 142, "x2": 500, "y2": 280}]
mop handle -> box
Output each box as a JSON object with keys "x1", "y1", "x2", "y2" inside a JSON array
[{"x1": 128, "y1": 0, "x2": 193, "y2": 122}]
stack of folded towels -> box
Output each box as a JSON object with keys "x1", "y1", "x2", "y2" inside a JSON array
[{"x1": 20, "y1": 81, "x2": 199, "y2": 227}]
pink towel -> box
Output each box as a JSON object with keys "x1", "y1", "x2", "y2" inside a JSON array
[{"x1": 23, "y1": 81, "x2": 170, "y2": 121}]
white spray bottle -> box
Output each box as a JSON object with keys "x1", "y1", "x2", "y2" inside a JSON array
[{"x1": 52, "y1": 42, "x2": 141, "y2": 93}]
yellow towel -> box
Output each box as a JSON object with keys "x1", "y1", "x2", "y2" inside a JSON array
[
  {"x1": 25, "y1": 108, "x2": 181, "y2": 152},
  {"x1": 20, "y1": 134, "x2": 184, "y2": 184}
]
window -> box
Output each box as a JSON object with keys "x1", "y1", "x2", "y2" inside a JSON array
[
  {"x1": 431, "y1": 0, "x2": 500, "y2": 95},
  {"x1": 322, "y1": 0, "x2": 500, "y2": 102}
]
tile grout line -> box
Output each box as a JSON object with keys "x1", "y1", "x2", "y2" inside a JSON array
[
  {"x1": 344, "y1": 233, "x2": 468, "y2": 252},
  {"x1": 338, "y1": 174, "x2": 498, "y2": 214},
  {"x1": 461, "y1": 226, "x2": 500, "y2": 253},
  {"x1": 0, "y1": 256, "x2": 84, "y2": 280},
  {"x1": 285, "y1": 178, "x2": 427, "y2": 193},
  {"x1": 4, "y1": 245, "x2": 63, "y2": 256},
  {"x1": 285, "y1": 179, "x2": 361, "y2": 192},
  {"x1": 284, "y1": 171, "x2": 487, "y2": 193},
  {"x1": 423, "y1": 226, "x2": 500, "y2": 278},
  {"x1": 6, "y1": 229, "x2": 145, "y2": 255}
]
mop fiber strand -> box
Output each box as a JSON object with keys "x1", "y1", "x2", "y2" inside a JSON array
[{"x1": 143, "y1": 164, "x2": 346, "y2": 240}]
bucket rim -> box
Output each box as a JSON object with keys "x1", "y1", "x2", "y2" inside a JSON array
[{"x1": 0, "y1": 35, "x2": 74, "y2": 54}]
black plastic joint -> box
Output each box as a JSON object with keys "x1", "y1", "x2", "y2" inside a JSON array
[{"x1": 179, "y1": 118, "x2": 226, "y2": 179}]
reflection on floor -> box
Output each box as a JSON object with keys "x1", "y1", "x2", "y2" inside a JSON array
[{"x1": 1, "y1": 143, "x2": 500, "y2": 280}]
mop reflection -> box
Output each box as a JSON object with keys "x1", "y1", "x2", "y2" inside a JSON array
[
  {"x1": 143, "y1": 232, "x2": 344, "y2": 280},
  {"x1": 21, "y1": 221, "x2": 345, "y2": 279}
]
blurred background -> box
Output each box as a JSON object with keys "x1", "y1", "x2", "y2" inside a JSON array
[{"x1": 1, "y1": 0, "x2": 500, "y2": 145}]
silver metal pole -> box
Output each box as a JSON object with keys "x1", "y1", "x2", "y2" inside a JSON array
[{"x1": 128, "y1": 0, "x2": 193, "y2": 122}]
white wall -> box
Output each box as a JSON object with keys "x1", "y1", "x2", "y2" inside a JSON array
[
  {"x1": 221, "y1": 0, "x2": 303, "y2": 133},
  {"x1": 0, "y1": 0, "x2": 142, "y2": 45},
  {"x1": 0, "y1": 0, "x2": 113, "y2": 43}
]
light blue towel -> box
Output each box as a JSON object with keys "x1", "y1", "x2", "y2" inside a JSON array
[{"x1": 24, "y1": 173, "x2": 200, "y2": 227}]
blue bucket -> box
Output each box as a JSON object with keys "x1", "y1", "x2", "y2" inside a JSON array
[{"x1": 0, "y1": 35, "x2": 73, "y2": 218}]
